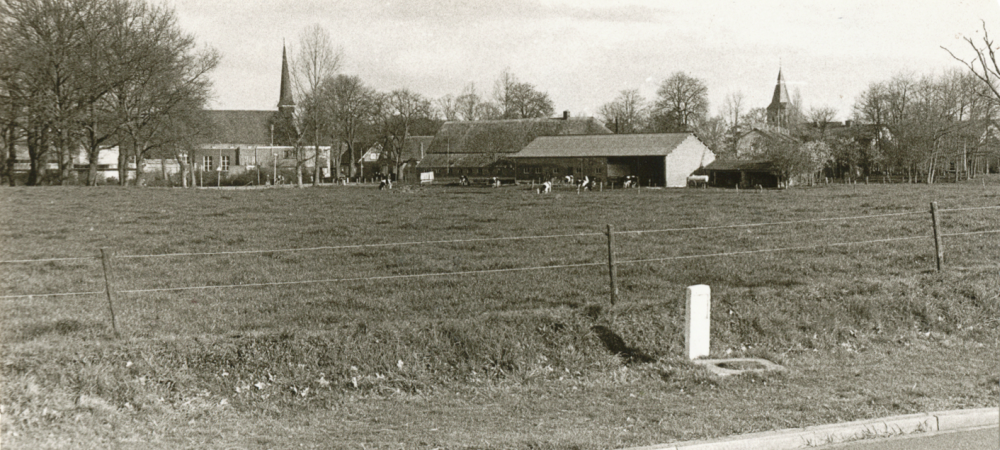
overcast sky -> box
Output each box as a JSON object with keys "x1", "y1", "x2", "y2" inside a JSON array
[{"x1": 164, "y1": 0, "x2": 1000, "y2": 121}]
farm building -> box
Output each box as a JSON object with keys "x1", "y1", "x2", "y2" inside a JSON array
[
  {"x1": 510, "y1": 133, "x2": 715, "y2": 187},
  {"x1": 416, "y1": 114, "x2": 612, "y2": 182},
  {"x1": 703, "y1": 159, "x2": 780, "y2": 188},
  {"x1": 735, "y1": 127, "x2": 799, "y2": 159},
  {"x1": 364, "y1": 136, "x2": 434, "y2": 181}
]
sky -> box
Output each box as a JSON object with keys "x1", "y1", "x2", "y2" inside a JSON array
[{"x1": 164, "y1": 0, "x2": 1000, "y2": 121}]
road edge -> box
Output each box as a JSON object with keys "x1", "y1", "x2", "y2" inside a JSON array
[{"x1": 622, "y1": 407, "x2": 998, "y2": 450}]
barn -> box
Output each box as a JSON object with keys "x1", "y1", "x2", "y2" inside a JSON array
[
  {"x1": 510, "y1": 133, "x2": 715, "y2": 187},
  {"x1": 416, "y1": 115, "x2": 612, "y2": 182}
]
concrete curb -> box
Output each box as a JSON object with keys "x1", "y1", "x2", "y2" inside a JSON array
[{"x1": 622, "y1": 408, "x2": 998, "y2": 450}]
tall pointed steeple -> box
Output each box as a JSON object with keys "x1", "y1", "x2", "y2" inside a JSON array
[
  {"x1": 766, "y1": 69, "x2": 791, "y2": 128},
  {"x1": 277, "y1": 44, "x2": 295, "y2": 113}
]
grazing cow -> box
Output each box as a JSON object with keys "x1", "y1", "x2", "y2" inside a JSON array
[
  {"x1": 541, "y1": 180, "x2": 552, "y2": 193},
  {"x1": 623, "y1": 175, "x2": 636, "y2": 188},
  {"x1": 491, "y1": 177, "x2": 501, "y2": 188},
  {"x1": 459, "y1": 175, "x2": 470, "y2": 186},
  {"x1": 564, "y1": 175, "x2": 574, "y2": 184},
  {"x1": 580, "y1": 176, "x2": 592, "y2": 191},
  {"x1": 379, "y1": 176, "x2": 392, "y2": 190}
]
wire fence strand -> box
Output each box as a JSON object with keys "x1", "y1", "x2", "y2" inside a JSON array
[
  {"x1": 938, "y1": 205, "x2": 1000, "y2": 212},
  {"x1": 0, "y1": 210, "x2": 938, "y2": 264},
  {"x1": 0, "y1": 256, "x2": 98, "y2": 264},
  {"x1": 613, "y1": 211, "x2": 927, "y2": 236},
  {"x1": 2, "y1": 232, "x2": 947, "y2": 300},
  {"x1": 940, "y1": 229, "x2": 1000, "y2": 237},
  {"x1": 0, "y1": 290, "x2": 104, "y2": 300},
  {"x1": 616, "y1": 235, "x2": 930, "y2": 265}
]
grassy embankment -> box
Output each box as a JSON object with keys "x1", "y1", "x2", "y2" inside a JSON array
[{"x1": 2, "y1": 180, "x2": 999, "y2": 449}]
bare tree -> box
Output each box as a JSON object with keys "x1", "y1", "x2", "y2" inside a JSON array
[
  {"x1": 377, "y1": 89, "x2": 432, "y2": 180},
  {"x1": 944, "y1": 21, "x2": 1000, "y2": 105},
  {"x1": 436, "y1": 94, "x2": 458, "y2": 121},
  {"x1": 720, "y1": 91, "x2": 746, "y2": 156},
  {"x1": 493, "y1": 69, "x2": 554, "y2": 119},
  {"x1": 455, "y1": 83, "x2": 480, "y2": 121},
  {"x1": 807, "y1": 106, "x2": 838, "y2": 139},
  {"x1": 292, "y1": 24, "x2": 343, "y2": 185},
  {"x1": 109, "y1": 1, "x2": 219, "y2": 186},
  {"x1": 598, "y1": 89, "x2": 648, "y2": 134},
  {"x1": 652, "y1": 72, "x2": 709, "y2": 133},
  {"x1": 320, "y1": 74, "x2": 376, "y2": 180}
]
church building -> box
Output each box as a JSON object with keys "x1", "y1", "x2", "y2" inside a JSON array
[{"x1": 190, "y1": 46, "x2": 330, "y2": 181}]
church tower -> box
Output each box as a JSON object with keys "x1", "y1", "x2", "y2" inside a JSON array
[
  {"x1": 277, "y1": 45, "x2": 295, "y2": 114},
  {"x1": 766, "y1": 69, "x2": 791, "y2": 129}
]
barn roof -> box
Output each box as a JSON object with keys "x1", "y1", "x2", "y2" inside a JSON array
[
  {"x1": 401, "y1": 136, "x2": 434, "y2": 161},
  {"x1": 704, "y1": 159, "x2": 777, "y2": 172},
  {"x1": 511, "y1": 133, "x2": 699, "y2": 158},
  {"x1": 425, "y1": 117, "x2": 612, "y2": 155},
  {"x1": 418, "y1": 153, "x2": 497, "y2": 168}
]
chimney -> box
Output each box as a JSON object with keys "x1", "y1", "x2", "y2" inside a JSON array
[{"x1": 563, "y1": 110, "x2": 570, "y2": 120}]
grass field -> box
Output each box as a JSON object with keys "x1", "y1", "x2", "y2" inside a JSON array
[{"x1": 2, "y1": 180, "x2": 999, "y2": 449}]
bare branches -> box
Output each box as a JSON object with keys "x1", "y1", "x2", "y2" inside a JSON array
[{"x1": 943, "y1": 20, "x2": 1000, "y2": 105}]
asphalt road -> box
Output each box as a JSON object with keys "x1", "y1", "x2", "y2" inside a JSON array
[{"x1": 817, "y1": 427, "x2": 999, "y2": 450}]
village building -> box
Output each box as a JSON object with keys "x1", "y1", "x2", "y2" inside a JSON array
[
  {"x1": 510, "y1": 133, "x2": 715, "y2": 187},
  {"x1": 416, "y1": 113, "x2": 612, "y2": 182},
  {"x1": 190, "y1": 46, "x2": 332, "y2": 181}
]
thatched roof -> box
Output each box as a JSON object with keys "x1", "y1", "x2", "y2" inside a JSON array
[
  {"x1": 400, "y1": 136, "x2": 434, "y2": 162},
  {"x1": 418, "y1": 153, "x2": 498, "y2": 169},
  {"x1": 425, "y1": 117, "x2": 612, "y2": 156},
  {"x1": 512, "y1": 133, "x2": 698, "y2": 158}
]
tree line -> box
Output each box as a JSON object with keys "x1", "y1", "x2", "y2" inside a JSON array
[
  {"x1": 595, "y1": 28, "x2": 1000, "y2": 186},
  {"x1": 5, "y1": 2, "x2": 1000, "y2": 188},
  {"x1": 0, "y1": 0, "x2": 219, "y2": 186},
  {"x1": 288, "y1": 24, "x2": 557, "y2": 186}
]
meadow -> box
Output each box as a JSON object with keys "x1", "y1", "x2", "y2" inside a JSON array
[{"x1": 2, "y1": 180, "x2": 999, "y2": 449}]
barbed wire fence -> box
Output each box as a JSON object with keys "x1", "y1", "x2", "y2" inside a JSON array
[{"x1": 2, "y1": 203, "x2": 998, "y2": 335}]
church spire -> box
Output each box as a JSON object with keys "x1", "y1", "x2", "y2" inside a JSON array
[
  {"x1": 277, "y1": 44, "x2": 295, "y2": 113},
  {"x1": 766, "y1": 68, "x2": 791, "y2": 128}
]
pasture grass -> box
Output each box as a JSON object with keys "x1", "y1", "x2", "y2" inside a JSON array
[{"x1": 2, "y1": 180, "x2": 999, "y2": 449}]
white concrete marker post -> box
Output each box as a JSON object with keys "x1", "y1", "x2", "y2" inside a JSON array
[{"x1": 685, "y1": 285, "x2": 711, "y2": 360}]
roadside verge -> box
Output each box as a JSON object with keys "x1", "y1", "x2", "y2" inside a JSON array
[{"x1": 622, "y1": 408, "x2": 998, "y2": 450}]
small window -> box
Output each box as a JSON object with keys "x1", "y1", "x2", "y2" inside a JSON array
[
  {"x1": 203, "y1": 156, "x2": 213, "y2": 170},
  {"x1": 221, "y1": 155, "x2": 230, "y2": 171},
  {"x1": 522, "y1": 168, "x2": 529, "y2": 174}
]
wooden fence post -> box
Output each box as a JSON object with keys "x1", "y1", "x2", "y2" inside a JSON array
[
  {"x1": 100, "y1": 248, "x2": 120, "y2": 336},
  {"x1": 606, "y1": 224, "x2": 618, "y2": 305},
  {"x1": 930, "y1": 201, "x2": 944, "y2": 272}
]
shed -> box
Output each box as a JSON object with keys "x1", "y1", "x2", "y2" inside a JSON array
[
  {"x1": 510, "y1": 133, "x2": 715, "y2": 187},
  {"x1": 703, "y1": 159, "x2": 780, "y2": 188}
]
